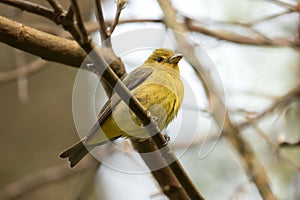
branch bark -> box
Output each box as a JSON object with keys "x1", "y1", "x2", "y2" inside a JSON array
[{"x1": 0, "y1": 15, "x2": 125, "y2": 77}]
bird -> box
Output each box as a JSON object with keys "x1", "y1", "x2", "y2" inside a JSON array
[{"x1": 60, "y1": 48, "x2": 184, "y2": 167}]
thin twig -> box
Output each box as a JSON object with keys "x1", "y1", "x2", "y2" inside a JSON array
[
  {"x1": 297, "y1": 3, "x2": 300, "y2": 43},
  {"x1": 229, "y1": 181, "x2": 250, "y2": 200},
  {"x1": 0, "y1": 59, "x2": 47, "y2": 83},
  {"x1": 14, "y1": 49, "x2": 29, "y2": 103},
  {"x1": 185, "y1": 17, "x2": 297, "y2": 47},
  {"x1": 46, "y1": 0, "x2": 64, "y2": 13},
  {"x1": 84, "y1": 19, "x2": 162, "y2": 34},
  {"x1": 251, "y1": 124, "x2": 300, "y2": 171},
  {"x1": 84, "y1": 16, "x2": 299, "y2": 47},
  {"x1": 70, "y1": 0, "x2": 90, "y2": 47},
  {"x1": 239, "y1": 84, "x2": 300, "y2": 129},
  {"x1": 0, "y1": 0, "x2": 54, "y2": 20},
  {"x1": 65, "y1": 4, "x2": 74, "y2": 21},
  {"x1": 280, "y1": 140, "x2": 300, "y2": 148},
  {"x1": 0, "y1": 158, "x2": 99, "y2": 200},
  {"x1": 94, "y1": 0, "x2": 108, "y2": 41},
  {"x1": 108, "y1": 0, "x2": 126, "y2": 35},
  {"x1": 70, "y1": 162, "x2": 100, "y2": 200},
  {"x1": 172, "y1": 134, "x2": 221, "y2": 150},
  {"x1": 245, "y1": 10, "x2": 294, "y2": 26},
  {"x1": 264, "y1": 0, "x2": 297, "y2": 11}
]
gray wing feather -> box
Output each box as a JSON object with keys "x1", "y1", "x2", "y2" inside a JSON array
[{"x1": 85, "y1": 67, "x2": 153, "y2": 142}]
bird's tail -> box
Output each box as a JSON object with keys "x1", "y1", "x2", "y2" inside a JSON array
[{"x1": 60, "y1": 138, "x2": 92, "y2": 168}]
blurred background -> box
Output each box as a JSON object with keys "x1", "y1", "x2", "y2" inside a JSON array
[{"x1": 0, "y1": 0, "x2": 299, "y2": 199}]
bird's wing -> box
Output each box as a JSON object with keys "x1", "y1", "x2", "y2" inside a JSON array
[{"x1": 85, "y1": 67, "x2": 153, "y2": 143}]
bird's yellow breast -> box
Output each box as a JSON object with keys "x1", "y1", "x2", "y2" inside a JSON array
[{"x1": 86, "y1": 66, "x2": 184, "y2": 145}]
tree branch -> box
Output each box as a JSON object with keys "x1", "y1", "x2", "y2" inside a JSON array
[
  {"x1": 0, "y1": 15, "x2": 84, "y2": 67},
  {"x1": 264, "y1": 0, "x2": 297, "y2": 11},
  {"x1": 279, "y1": 140, "x2": 300, "y2": 148},
  {"x1": 94, "y1": 0, "x2": 108, "y2": 41},
  {"x1": 185, "y1": 17, "x2": 298, "y2": 47},
  {"x1": 107, "y1": 0, "x2": 126, "y2": 35},
  {"x1": 0, "y1": 0, "x2": 54, "y2": 20},
  {"x1": 46, "y1": 0, "x2": 64, "y2": 14},
  {"x1": 238, "y1": 84, "x2": 300, "y2": 129},
  {"x1": 70, "y1": 0, "x2": 91, "y2": 47},
  {"x1": 0, "y1": 157, "x2": 99, "y2": 200},
  {"x1": 0, "y1": 15, "x2": 125, "y2": 76},
  {"x1": 0, "y1": 58, "x2": 47, "y2": 82}
]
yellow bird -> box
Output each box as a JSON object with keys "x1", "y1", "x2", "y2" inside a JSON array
[{"x1": 60, "y1": 48, "x2": 184, "y2": 167}]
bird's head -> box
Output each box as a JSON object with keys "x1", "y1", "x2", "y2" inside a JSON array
[{"x1": 143, "y1": 48, "x2": 183, "y2": 72}]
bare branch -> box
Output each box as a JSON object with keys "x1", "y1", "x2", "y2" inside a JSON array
[
  {"x1": 185, "y1": 17, "x2": 298, "y2": 47},
  {"x1": 94, "y1": 0, "x2": 108, "y2": 41},
  {"x1": 108, "y1": 0, "x2": 126, "y2": 35},
  {"x1": 251, "y1": 124, "x2": 300, "y2": 170},
  {"x1": 239, "y1": 84, "x2": 300, "y2": 129},
  {"x1": 65, "y1": 4, "x2": 74, "y2": 21},
  {"x1": 297, "y1": 3, "x2": 300, "y2": 43},
  {"x1": 280, "y1": 140, "x2": 300, "y2": 148},
  {"x1": 0, "y1": 157, "x2": 99, "y2": 200},
  {"x1": 0, "y1": 0, "x2": 54, "y2": 20},
  {"x1": 70, "y1": 0, "x2": 91, "y2": 47},
  {"x1": 0, "y1": 15, "x2": 126, "y2": 74},
  {"x1": 264, "y1": 0, "x2": 297, "y2": 11},
  {"x1": 84, "y1": 18, "x2": 163, "y2": 35},
  {"x1": 245, "y1": 10, "x2": 294, "y2": 26},
  {"x1": 0, "y1": 15, "x2": 86, "y2": 66},
  {"x1": 14, "y1": 50, "x2": 29, "y2": 102},
  {"x1": 0, "y1": 59, "x2": 47, "y2": 82},
  {"x1": 46, "y1": 0, "x2": 64, "y2": 13}
]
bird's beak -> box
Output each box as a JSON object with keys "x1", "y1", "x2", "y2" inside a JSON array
[{"x1": 169, "y1": 54, "x2": 183, "y2": 64}]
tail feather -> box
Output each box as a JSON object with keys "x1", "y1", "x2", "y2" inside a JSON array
[
  {"x1": 60, "y1": 138, "x2": 91, "y2": 168},
  {"x1": 60, "y1": 136, "x2": 120, "y2": 167}
]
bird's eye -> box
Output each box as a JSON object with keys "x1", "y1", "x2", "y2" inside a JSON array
[{"x1": 156, "y1": 57, "x2": 164, "y2": 63}]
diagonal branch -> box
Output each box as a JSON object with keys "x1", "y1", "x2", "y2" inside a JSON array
[
  {"x1": 280, "y1": 140, "x2": 300, "y2": 148},
  {"x1": 185, "y1": 17, "x2": 298, "y2": 47},
  {"x1": 94, "y1": 0, "x2": 108, "y2": 41},
  {"x1": 0, "y1": 15, "x2": 125, "y2": 75},
  {"x1": 0, "y1": 0, "x2": 54, "y2": 20},
  {"x1": 238, "y1": 84, "x2": 300, "y2": 129},
  {"x1": 264, "y1": 0, "x2": 297, "y2": 11},
  {"x1": 46, "y1": 0, "x2": 64, "y2": 13},
  {"x1": 0, "y1": 157, "x2": 99, "y2": 200},
  {"x1": 70, "y1": 0, "x2": 91, "y2": 47},
  {"x1": 0, "y1": 59, "x2": 47, "y2": 82},
  {"x1": 94, "y1": 0, "x2": 126, "y2": 47},
  {"x1": 0, "y1": 15, "x2": 85, "y2": 67},
  {"x1": 83, "y1": 16, "x2": 299, "y2": 48},
  {"x1": 108, "y1": 0, "x2": 126, "y2": 35}
]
